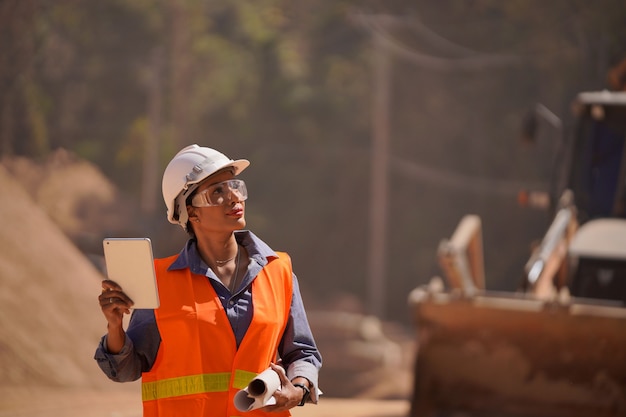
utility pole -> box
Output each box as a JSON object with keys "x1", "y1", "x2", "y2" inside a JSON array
[
  {"x1": 367, "y1": 31, "x2": 391, "y2": 318},
  {"x1": 350, "y1": 12, "x2": 392, "y2": 318}
]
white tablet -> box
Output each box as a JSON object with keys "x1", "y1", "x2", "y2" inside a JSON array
[{"x1": 103, "y1": 237, "x2": 160, "y2": 309}]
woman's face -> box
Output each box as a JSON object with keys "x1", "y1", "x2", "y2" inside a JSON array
[{"x1": 187, "y1": 170, "x2": 246, "y2": 234}]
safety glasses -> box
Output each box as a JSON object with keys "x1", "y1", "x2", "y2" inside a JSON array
[{"x1": 191, "y1": 179, "x2": 248, "y2": 207}]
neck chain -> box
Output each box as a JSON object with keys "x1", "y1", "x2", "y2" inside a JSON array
[
  {"x1": 229, "y1": 245, "x2": 241, "y2": 294},
  {"x1": 215, "y1": 250, "x2": 237, "y2": 266}
]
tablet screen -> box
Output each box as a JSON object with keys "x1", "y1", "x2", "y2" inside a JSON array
[{"x1": 103, "y1": 238, "x2": 160, "y2": 309}]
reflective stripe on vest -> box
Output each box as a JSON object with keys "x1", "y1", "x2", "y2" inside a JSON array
[{"x1": 142, "y1": 369, "x2": 257, "y2": 401}]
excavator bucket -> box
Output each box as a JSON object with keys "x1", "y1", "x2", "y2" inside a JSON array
[{"x1": 408, "y1": 288, "x2": 626, "y2": 417}]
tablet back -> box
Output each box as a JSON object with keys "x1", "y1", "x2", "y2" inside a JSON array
[{"x1": 103, "y1": 238, "x2": 160, "y2": 309}]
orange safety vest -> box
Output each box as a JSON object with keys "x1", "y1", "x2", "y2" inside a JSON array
[{"x1": 141, "y1": 252, "x2": 293, "y2": 417}]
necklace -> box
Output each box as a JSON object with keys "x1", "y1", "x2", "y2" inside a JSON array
[
  {"x1": 229, "y1": 245, "x2": 241, "y2": 294},
  {"x1": 215, "y1": 251, "x2": 237, "y2": 265}
]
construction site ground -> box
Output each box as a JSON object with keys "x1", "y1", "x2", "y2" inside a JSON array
[{"x1": 0, "y1": 385, "x2": 409, "y2": 417}]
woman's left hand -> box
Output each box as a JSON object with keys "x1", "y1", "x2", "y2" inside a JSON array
[{"x1": 262, "y1": 363, "x2": 305, "y2": 412}]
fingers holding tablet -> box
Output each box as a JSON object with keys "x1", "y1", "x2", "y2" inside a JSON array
[{"x1": 98, "y1": 280, "x2": 134, "y2": 317}]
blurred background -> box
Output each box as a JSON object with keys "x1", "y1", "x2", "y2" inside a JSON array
[{"x1": 1, "y1": 0, "x2": 626, "y2": 412}]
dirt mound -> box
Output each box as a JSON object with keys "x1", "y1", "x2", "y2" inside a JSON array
[
  {"x1": 0, "y1": 161, "x2": 119, "y2": 390},
  {"x1": 307, "y1": 294, "x2": 415, "y2": 400},
  {"x1": 308, "y1": 310, "x2": 414, "y2": 399},
  {"x1": 2, "y1": 149, "x2": 136, "y2": 255}
]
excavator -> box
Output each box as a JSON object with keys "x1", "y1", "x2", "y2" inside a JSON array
[{"x1": 408, "y1": 88, "x2": 626, "y2": 417}]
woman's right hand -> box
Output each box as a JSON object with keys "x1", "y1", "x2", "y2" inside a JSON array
[{"x1": 98, "y1": 279, "x2": 134, "y2": 353}]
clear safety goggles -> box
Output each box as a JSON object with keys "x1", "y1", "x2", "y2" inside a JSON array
[{"x1": 191, "y1": 179, "x2": 248, "y2": 207}]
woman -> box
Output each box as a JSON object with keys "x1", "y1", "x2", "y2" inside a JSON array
[{"x1": 95, "y1": 144, "x2": 322, "y2": 416}]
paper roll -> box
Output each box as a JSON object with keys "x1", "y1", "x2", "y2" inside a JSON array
[{"x1": 234, "y1": 367, "x2": 281, "y2": 412}]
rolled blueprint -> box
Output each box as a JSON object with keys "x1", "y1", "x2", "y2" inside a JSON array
[{"x1": 234, "y1": 367, "x2": 281, "y2": 412}]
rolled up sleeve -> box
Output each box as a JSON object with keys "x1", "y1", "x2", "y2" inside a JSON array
[{"x1": 93, "y1": 309, "x2": 161, "y2": 382}]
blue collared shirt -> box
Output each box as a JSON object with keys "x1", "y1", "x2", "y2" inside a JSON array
[{"x1": 94, "y1": 230, "x2": 321, "y2": 399}]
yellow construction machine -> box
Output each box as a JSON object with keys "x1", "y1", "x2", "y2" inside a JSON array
[{"x1": 408, "y1": 90, "x2": 626, "y2": 417}]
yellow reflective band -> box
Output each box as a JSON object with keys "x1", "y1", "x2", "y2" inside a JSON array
[
  {"x1": 233, "y1": 369, "x2": 258, "y2": 390},
  {"x1": 142, "y1": 372, "x2": 231, "y2": 401}
]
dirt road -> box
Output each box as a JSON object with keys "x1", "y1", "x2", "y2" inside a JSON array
[{"x1": 0, "y1": 386, "x2": 409, "y2": 417}]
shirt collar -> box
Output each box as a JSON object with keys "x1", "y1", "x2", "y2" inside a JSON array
[{"x1": 167, "y1": 230, "x2": 277, "y2": 271}]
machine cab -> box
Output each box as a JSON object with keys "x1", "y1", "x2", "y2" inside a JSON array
[{"x1": 562, "y1": 91, "x2": 626, "y2": 303}]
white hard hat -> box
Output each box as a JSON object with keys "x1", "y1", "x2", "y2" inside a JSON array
[{"x1": 162, "y1": 144, "x2": 250, "y2": 229}]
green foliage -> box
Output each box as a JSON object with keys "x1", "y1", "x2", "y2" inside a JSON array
[{"x1": 236, "y1": 1, "x2": 287, "y2": 45}]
